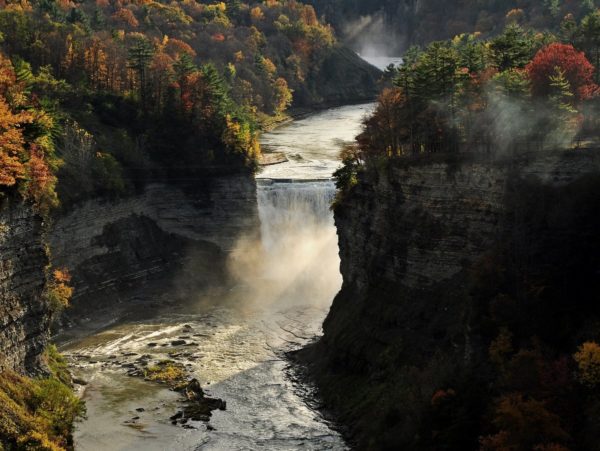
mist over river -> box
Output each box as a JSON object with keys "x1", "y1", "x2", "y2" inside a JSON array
[{"x1": 56, "y1": 99, "x2": 381, "y2": 450}]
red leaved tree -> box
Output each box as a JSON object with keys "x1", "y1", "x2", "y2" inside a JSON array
[{"x1": 526, "y1": 43, "x2": 599, "y2": 101}]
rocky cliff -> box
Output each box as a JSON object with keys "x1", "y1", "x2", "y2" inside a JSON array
[
  {"x1": 0, "y1": 197, "x2": 50, "y2": 374},
  {"x1": 302, "y1": 150, "x2": 600, "y2": 449},
  {"x1": 49, "y1": 175, "x2": 259, "y2": 320}
]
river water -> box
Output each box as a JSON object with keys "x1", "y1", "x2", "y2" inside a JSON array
[{"x1": 59, "y1": 101, "x2": 375, "y2": 451}]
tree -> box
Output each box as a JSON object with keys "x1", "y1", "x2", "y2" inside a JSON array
[
  {"x1": 128, "y1": 38, "x2": 154, "y2": 110},
  {"x1": 272, "y1": 77, "x2": 292, "y2": 114},
  {"x1": 578, "y1": 11, "x2": 600, "y2": 81},
  {"x1": 480, "y1": 393, "x2": 569, "y2": 450},
  {"x1": 574, "y1": 341, "x2": 600, "y2": 388},
  {"x1": 526, "y1": 43, "x2": 598, "y2": 101},
  {"x1": 490, "y1": 25, "x2": 536, "y2": 71},
  {"x1": 0, "y1": 96, "x2": 28, "y2": 187},
  {"x1": 171, "y1": 52, "x2": 196, "y2": 109}
]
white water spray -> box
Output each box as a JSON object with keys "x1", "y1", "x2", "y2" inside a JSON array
[{"x1": 229, "y1": 179, "x2": 341, "y2": 311}]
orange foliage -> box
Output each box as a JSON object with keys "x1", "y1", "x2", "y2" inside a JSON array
[
  {"x1": 53, "y1": 269, "x2": 71, "y2": 284},
  {"x1": 300, "y1": 5, "x2": 318, "y2": 26},
  {"x1": 112, "y1": 8, "x2": 139, "y2": 28},
  {"x1": 211, "y1": 33, "x2": 225, "y2": 42},
  {"x1": 250, "y1": 6, "x2": 264, "y2": 21},
  {"x1": 24, "y1": 145, "x2": 54, "y2": 203},
  {"x1": 0, "y1": 96, "x2": 29, "y2": 187},
  {"x1": 165, "y1": 38, "x2": 196, "y2": 57},
  {"x1": 480, "y1": 393, "x2": 569, "y2": 450}
]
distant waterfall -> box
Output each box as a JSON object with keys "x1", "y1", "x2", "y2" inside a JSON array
[{"x1": 249, "y1": 179, "x2": 341, "y2": 308}]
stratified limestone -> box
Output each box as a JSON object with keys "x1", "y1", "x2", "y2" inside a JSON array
[
  {"x1": 303, "y1": 149, "x2": 600, "y2": 449},
  {"x1": 0, "y1": 197, "x2": 50, "y2": 374}
]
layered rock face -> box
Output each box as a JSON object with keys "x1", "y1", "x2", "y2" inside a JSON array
[
  {"x1": 49, "y1": 175, "x2": 259, "y2": 316},
  {"x1": 0, "y1": 198, "x2": 49, "y2": 374},
  {"x1": 304, "y1": 150, "x2": 600, "y2": 449}
]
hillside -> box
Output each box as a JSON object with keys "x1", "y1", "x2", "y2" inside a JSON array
[{"x1": 307, "y1": 0, "x2": 600, "y2": 53}]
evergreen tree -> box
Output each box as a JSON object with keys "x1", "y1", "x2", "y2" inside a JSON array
[
  {"x1": 128, "y1": 38, "x2": 154, "y2": 111},
  {"x1": 578, "y1": 11, "x2": 600, "y2": 81}
]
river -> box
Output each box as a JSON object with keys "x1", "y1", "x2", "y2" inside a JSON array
[{"x1": 59, "y1": 100, "x2": 375, "y2": 451}]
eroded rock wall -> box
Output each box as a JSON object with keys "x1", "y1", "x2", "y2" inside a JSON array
[
  {"x1": 48, "y1": 176, "x2": 259, "y2": 315},
  {"x1": 0, "y1": 197, "x2": 49, "y2": 374},
  {"x1": 304, "y1": 150, "x2": 600, "y2": 449}
]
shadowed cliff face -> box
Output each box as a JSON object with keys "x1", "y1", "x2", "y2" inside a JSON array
[
  {"x1": 302, "y1": 150, "x2": 600, "y2": 450},
  {"x1": 49, "y1": 176, "x2": 260, "y2": 323},
  {"x1": 0, "y1": 197, "x2": 50, "y2": 374}
]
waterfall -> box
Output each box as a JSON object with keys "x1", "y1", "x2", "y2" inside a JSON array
[
  {"x1": 230, "y1": 179, "x2": 341, "y2": 309},
  {"x1": 257, "y1": 179, "x2": 336, "y2": 250}
]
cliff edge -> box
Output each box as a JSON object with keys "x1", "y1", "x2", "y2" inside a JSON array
[{"x1": 302, "y1": 149, "x2": 600, "y2": 450}]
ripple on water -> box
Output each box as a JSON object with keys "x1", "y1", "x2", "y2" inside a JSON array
[{"x1": 65, "y1": 306, "x2": 347, "y2": 450}]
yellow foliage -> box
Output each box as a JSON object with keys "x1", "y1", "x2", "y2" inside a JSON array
[
  {"x1": 273, "y1": 77, "x2": 292, "y2": 113},
  {"x1": 0, "y1": 348, "x2": 84, "y2": 450},
  {"x1": 574, "y1": 341, "x2": 600, "y2": 388},
  {"x1": 262, "y1": 57, "x2": 276, "y2": 75},
  {"x1": 145, "y1": 361, "x2": 186, "y2": 383},
  {"x1": 45, "y1": 268, "x2": 73, "y2": 312}
]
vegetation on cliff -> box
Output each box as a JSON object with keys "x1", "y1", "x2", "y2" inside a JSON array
[
  {"x1": 0, "y1": 0, "x2": 373, "y2": 207},
  {"x1": 336, "y1": 14, "x2": 600, "y2": 194},
  {"x1": 0, "y1": 345, "x2": 84, "y2": 451},
  {"x1": 324, "y1": 9, "x2": 600, "y2": 451}
]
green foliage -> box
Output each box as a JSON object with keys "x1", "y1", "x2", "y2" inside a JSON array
[{"x1": 490, "y1": 25, "x2": 539, "y2": 71}]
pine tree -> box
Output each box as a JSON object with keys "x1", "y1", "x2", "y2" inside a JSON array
[
  {"x1": 128, "y1": 38, "x2": 154, "y2": 111},
  {"x1": 579, "y1": 11, "x2": 600, "y2": 82}
]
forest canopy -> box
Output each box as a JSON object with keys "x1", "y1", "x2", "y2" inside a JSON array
[
  {"x1": 0, "y1": 0, "x2": 341, "y2": 208},
  {"x1": 337, "y1": 14, "x2": 600, "y2": 182}
]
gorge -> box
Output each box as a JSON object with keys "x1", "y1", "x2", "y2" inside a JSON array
[
  {"x1": 2, "y1": 2, "x2": 600, "y2": 449},
  {"x1": 51, "y1": 102, "x2": 374, "y2": 449}
]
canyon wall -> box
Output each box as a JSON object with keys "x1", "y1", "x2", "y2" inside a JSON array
[
  {"x1": 0, "y1": 197, "x2": 49, "y2": 374},
  {"x1": 49, "y1": 175, "x2": 259, "y2": 319},
  {"x1": 303, "y1": 149, "x2": 600, "y2": 449}
]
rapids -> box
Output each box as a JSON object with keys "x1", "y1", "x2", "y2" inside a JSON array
[{"x1": 59, "y1": 101, "x2": 380, "y2": 450}]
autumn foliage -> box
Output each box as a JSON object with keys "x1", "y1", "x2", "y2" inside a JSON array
[
  {"x1": 0, "y1": 53, "x2": 58, "y2": 212},
  {"x1": 526, "y1": 43, "x2": 599, "y2": 100}
]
